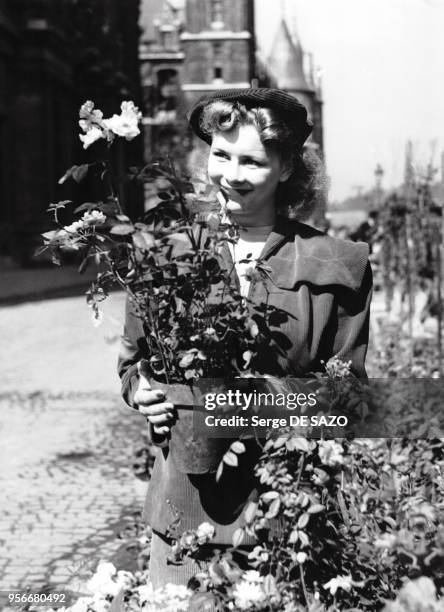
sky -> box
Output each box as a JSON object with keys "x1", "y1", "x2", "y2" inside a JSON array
[{"x1": 255, "y1": 0, "x2": 444, "y2": 202}]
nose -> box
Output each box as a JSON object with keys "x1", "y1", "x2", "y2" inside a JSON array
[{"x1": 222, "y1": 160, "x2": 245, "y2": 185}]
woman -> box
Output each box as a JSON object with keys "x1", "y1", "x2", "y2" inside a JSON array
[{"x1": 118, "y1": 88, "x2": 372, "y2": 587}]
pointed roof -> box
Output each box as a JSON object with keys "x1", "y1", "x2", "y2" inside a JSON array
[
  {"x1": 139, "y1": 0, "x2": 185, "y2": 42},
  {"x1": 267, "y1": 19, "x2": 313, "y2": 93}
]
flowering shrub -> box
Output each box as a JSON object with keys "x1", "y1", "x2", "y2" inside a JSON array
[
  {"x1": 382, "y1": 577, "x2": 444, "y2": 612},
  {"x1": 141, "y1": 359, "x2": 442, "y2": 611},
  {"x1": 32, "y1": 561, "x2": 192, "y2": 612},
  {"x1": 136, "y1": 582, "x2": 191, "y2": 612},
  {"x1": 168, "y1": 521, "x2": 216, "y2": 564}
]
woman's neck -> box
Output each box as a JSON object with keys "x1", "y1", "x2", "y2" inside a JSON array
[{"x1": 229, "y1": 210, "x2": 276, "y2": 229}]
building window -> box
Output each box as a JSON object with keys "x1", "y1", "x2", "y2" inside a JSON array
[
  {"x1": 213, "y1": 42, "x2": 224, "y2": 82},
  {"x1": 157, "y1": 69, "x2": 179, "y2": 111},
  {"x1": 160, "y1": 27, "x2": 173, "y2": 49},
  {"x1": 211, "y1": 0, "x2": 224, "y2": 28}
]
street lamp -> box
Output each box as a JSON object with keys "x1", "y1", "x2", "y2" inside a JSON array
[{"x1": 374, "y1": 164, "x2": 384, "y2": 209}]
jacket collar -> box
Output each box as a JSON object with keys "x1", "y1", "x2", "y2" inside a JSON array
[
  {"x1": 261, "y1": 218, "x2": 369, "y2": 292},
  {"x1": 217, "y1": 217, "x2": 369, "y2": 293}
]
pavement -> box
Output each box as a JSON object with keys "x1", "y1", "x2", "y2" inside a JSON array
[
  {"x1": 0, "y1": 392, "x2": 147, "y2": 594},
  {"x1": 0, "y1": 284, "x2": 150, "y2": 602}
]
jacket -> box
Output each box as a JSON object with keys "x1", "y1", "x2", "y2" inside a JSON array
[{"x1": 117, "y1": 218, "x2": 372, "y2": 543}]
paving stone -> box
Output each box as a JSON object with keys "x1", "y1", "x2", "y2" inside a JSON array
[{"x1": 0, "y1": 383, "x2": 145, "y2": 592}]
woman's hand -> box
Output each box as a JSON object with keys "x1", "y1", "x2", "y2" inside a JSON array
[{"x1": 134, "y1": 363, "x2": 176, "y2": 436}]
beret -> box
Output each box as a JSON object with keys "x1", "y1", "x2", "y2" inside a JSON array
[{"x1": 187, "y1": 88, "x2": 313, "y2": 148}]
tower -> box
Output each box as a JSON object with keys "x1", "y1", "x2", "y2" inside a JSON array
[
  {"x1": 266, "y1": 18, "x2": 323, "y2": 155},
  {"x1": 180, "y1": 0, "x2": 256, "y2": 108},
  {"x1": 139, "y1": 0, "x2": 186, "y2": 159},
  {"x1": 139, "y1": 0, "x2": 185, "y2": 121}
]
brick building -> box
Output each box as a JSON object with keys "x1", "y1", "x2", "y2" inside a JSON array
[
  {"x1": 0, "y1": 0, "x2": 142, "y2": 265},
  {"x1": 180, "y1": 0, "x2": 256, "y2": 107},
  {"x1": 139, "y1": 0, "x2": 323, "y2": 159}
]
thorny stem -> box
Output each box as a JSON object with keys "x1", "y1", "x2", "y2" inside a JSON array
[
  {"x1": 102, "y1": 160, "x2": 123, "y2": 215},
  {"x1": 141, "y1": 293, "x2": 172, "y2": 384},
  {"x1": 295, "y1": 452, "x2": 306, "y2": 491},
  {"x1": 299, "y1": 563, "x2": 310, "y2": 608},
  {"x1": 108, "y1": 251, "x2": 172, "y2": 383},
  {"x1": 252, "y1": 427, "x2": 265, "y2": 451},
  {"x1": 167, "y1": 156, "x2": 188, "y2": 219},
  {"x1": 166, "y1": 156, "x2": 200, "y2": 252}
]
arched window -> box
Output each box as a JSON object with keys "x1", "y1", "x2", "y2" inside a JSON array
[{"x1": 156, "y1": 69, "x2": 179, "y2": 110}]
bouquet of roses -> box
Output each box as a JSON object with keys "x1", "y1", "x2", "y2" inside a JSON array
[{"x1": 40, "y1": 100, "x2": 282, "y2": 385}]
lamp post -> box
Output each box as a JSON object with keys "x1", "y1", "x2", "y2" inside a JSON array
[{"x1": 374, "y1": 163, "x2": 384, "y2": 209}]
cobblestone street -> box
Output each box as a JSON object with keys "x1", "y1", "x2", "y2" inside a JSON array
[{"x1": 0, "y1": 293, "x2": 148, "y2": 601}]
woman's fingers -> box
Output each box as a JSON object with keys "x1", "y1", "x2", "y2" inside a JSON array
[
  {"x1": 138, "y1": 401, "x2": 175, "y2": 417},
  {"x1": 153, "y1": 425, "x2": 170, "y2": 436},
  {"x1": 147, "y1": 412, "x2": 175, "y2": 426},
  {"x1": 134, "y1": 387, "x2": 165, "y2": 406},
  {"x1": 133, "y1": 376, "x2": 176, "y2": 430}
]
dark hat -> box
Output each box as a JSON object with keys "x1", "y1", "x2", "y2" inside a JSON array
[{"x1": 187, "y1": 88, "x2": 313, "y2": 148}]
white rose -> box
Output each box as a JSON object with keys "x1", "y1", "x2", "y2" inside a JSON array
[
  {"x1": 64, "y1": 220, "x2": 84, "y2": 233},
  {"x1": 103, "y1": 101, "x2": 142, "y2": 141},
  {"x1": 318, "y1": 440, "x2": 344, "y2": 467},
  {"x1": 374, "y1": 533, "x2": 397, "y2": 549},
  {"x1": 116, "y1": 569, "x2": 134, "y2": 589},
  {"x1": 137, "y1": 583, "x2": 154, "y2": 605},
  {"x1": 296, "y1": 552, "x2": 307, "y2": 564},
  {"x1": 90, "y1": 594, "x2": 111, "y2": 612},
  {"x1": 68, "y1": 597, "x2": 93, "y2": 612},
  {"x1": 79, "y1": 125, "x2": 105, "y2": 149},
  {"x1": 196, "y1": 521, "x2": 215, "y2": 544},
  {"x1": 232, "y1": 580, "x2": 267, "y2": 610},
  {"x1": 243, "y1": 570, "x2": 263, "y2": 583},
  {"x1": 323, "y1": 575, "x2": 353, "y2": 595},
  {"x1": 82, "y1": 210, "x2": 106, "y2": 226},
  {"x1": 79, "y1": 100, "x2": 104, "y2": 124}
]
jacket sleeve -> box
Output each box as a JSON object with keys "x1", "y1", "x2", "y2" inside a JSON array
[
  {"x1": 117, "y1": 296, "x2": 169, "y2": 447},
  {"x1": 117, "y1": 295, "x2": 146, "y2": 409},
  {"x1": 331, "y1": 261, "x2": 373, "y2": 378}
]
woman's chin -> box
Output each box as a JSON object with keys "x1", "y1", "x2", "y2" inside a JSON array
[{"x1": 225, "y1": 200, "x2": 244, "y2": 213}]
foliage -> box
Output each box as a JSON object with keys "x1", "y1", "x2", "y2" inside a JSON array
[
  {"x1": 39, "y1": 107, "x2": 444, "y2": 611},
  {"x1": 50, "y1": 359, "x2": 444, "y2": 611},
  {"x1": 375, "y1": 163, "x2": 440, "y2": 308},
  {"x1": 116, "y1": 360, "x2": 442, "y2": 611},
  {"x1": 355, "y1": 149, "x2": 443, "y2": 372},
  {"x1": 40, "y1": 100, "x2": 289, "y2": 385},
  {"x1": 369, "y1": 320, "x2": 441, "y2": 378}
]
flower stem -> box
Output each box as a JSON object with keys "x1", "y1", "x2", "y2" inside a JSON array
[{"x1": 299, "y1": 564, "x2": 310, "y2": 607}]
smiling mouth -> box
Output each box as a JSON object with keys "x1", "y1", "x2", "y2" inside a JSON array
[{"x1": 220, "y1": 187, "x2": 251, "y2": 199}]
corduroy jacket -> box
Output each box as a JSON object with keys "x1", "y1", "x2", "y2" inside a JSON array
[{"x1": 118, "y1": 218, "x2": 372, "y2": 543}]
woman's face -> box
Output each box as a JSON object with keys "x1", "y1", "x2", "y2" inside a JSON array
[{"x1": 207, "y1": 123, "x2": 291, "y2": 227}]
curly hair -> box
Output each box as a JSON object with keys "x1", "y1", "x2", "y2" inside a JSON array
[{"x1": 199, "y1": 100, "x2": 327, "y2": 220}]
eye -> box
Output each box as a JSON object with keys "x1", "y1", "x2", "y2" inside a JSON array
[
  {"x1": 211, "y1": 149, "x2": 229, "y2": 160},
  {"x1": 242, "y1": 157, "x2": 265, "y2": 167}
]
